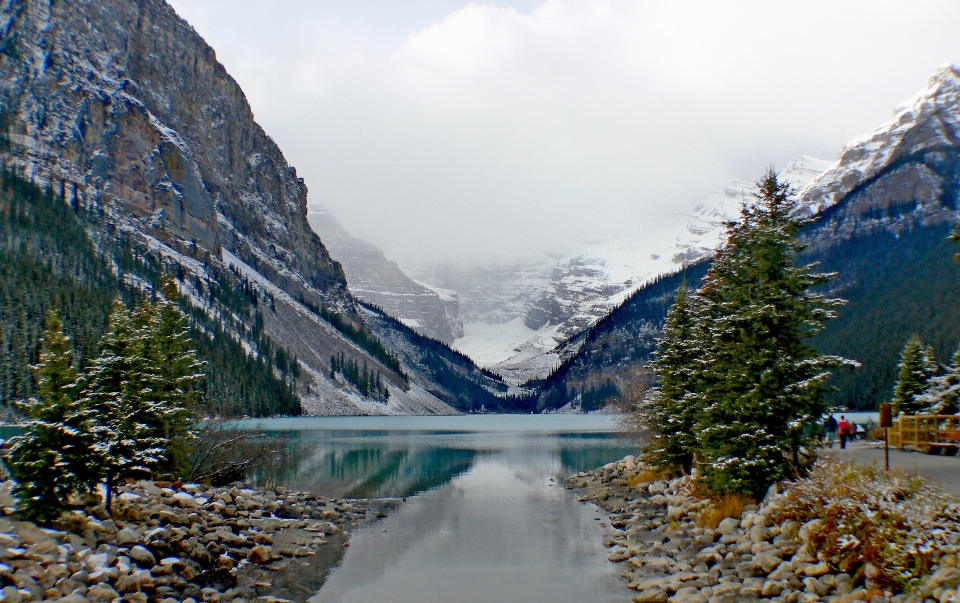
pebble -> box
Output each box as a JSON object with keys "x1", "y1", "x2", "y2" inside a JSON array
[
  {"x1": 568, "y1": 456, "x2": 960, "y2": 603},
  {"x1": 0, "y1": 479, "x2": 375, "y2": 602}
]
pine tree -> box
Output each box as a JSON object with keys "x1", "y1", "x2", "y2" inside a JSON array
[
  {"x1": 693, "y1": 170, "x2": 852, "y2": 497},
  {"x1": 8, "y1": 312, "x2": 95, "y2": 522},
  {"x1": 83, "y1": 301, "x2": 165, "y2": 512},
  {"x1": 891, "y1": 337, "x2": 940, "y2": 416},
  {"x1": 912, "y1": 345, "x2": 959, "y2": 415},
  {"x1": 138, "y1": 280, "x2": 204, "y2": 476},
  {"x1": 641, "y1": 283, "x2": 703, "y2": 474}
]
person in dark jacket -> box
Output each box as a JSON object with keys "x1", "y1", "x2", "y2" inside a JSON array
[{"x1": 825, "y1": 415, "x2": 838, "y2": 448}]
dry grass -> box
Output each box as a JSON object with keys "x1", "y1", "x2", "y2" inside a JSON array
[
  {"x1": 695, "y1": 493, "x2": 755, "y2": 529},
  {"x1": 628, "y1": 469, "x2": 669, "y2": 487},
  {"x1": 775, "y1": 460, "x2": 960, "y2": 591}
]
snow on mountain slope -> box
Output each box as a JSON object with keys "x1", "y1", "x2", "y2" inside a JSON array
[
  {"x1": 307, "y1": 203, "x2": 463, "y2": 343},
  {"x1": 799, "y1": 63, "x2": 960, "y2": 215},
  {"x1": 436, "y1": 155, "x2": 833, "y2": 381}
]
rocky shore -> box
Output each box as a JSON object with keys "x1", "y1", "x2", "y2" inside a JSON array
[
  {"x1": 569, "y1": 457, "x2": 960, "y2": 603},
  {"x1": 0, "y1": 480, "x2": 391, "y2": 603}
]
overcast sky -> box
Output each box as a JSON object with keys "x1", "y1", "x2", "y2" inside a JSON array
[{"x1": 167, "y1": 0, "x2": 960, "y2": 265}]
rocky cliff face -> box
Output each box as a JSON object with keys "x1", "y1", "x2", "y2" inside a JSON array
[
  {"x1": 0, "y1": 0, "x2": 513, "y2": 415},
  {"x1": 307, "y1": 204, "x2": 463, "y2": 344},
  {"x1": 0, "y1": 0, "x2": 346, "y2": 305}
]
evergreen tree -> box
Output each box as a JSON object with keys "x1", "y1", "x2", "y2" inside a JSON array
[
  {"x1": 891, "y1": 337, "x2": 940, "y2": 416},
  {"x1": 641, "y1": 284, "x2": 702, "y2": 474},
  {"x1": 8, "y1": 312, "x2": 95, "y2": 522},
  {"x1": 138, "y1": 280, "x2": 204, "y2": 476},
  {"x1": 915, "y1": 346, "x2": 960, "y2": 415},
  {"x1": 693, "y1": 170, "x2": 851, "y2": 497},
  {"x1": 82, "y1": 301, "x2": 164, "y2": 512}
]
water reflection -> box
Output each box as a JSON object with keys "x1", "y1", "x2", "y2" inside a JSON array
[
  {"x1": 310, "y1": 447, "x2": 631, "y2": 603},
  {"x1": 249, "y1": 417, "x2": 636, "y2": 501}
]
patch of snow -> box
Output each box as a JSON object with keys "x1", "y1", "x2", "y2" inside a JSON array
[{"x1": 451, "y1": 317, "x2": 539, "y2": 366}]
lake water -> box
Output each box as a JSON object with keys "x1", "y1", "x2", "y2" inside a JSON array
[{"x1": 241, "y1": 414, "x2": 636, "y2": 603}]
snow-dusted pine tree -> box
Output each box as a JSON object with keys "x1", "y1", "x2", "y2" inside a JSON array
[
  {"x1": 83, "y1": 301, "x2": 165, "y2": 511},
  {"x1": 693, "y1": 170, "x2": 852, "y2": 497},
  {"x1": 641, "y1": 283, "x2": 703, "y2": 474},
  {"x1": 8, "y1": 312, "x2": 95, "y2": 522},
  {"x1": 138, "y1": 280, "x2": 204, "y2": 476},
  {"x1": 914, "y1": 346, "x2": 960, "y2": 415},
  {"x1": 891, "y1": 337, "x2": 940, "y2": 416}
]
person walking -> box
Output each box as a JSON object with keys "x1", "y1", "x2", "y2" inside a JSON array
[
  {"x1": 825, "y1": 415, "x2": 838, "y2": 448},
  {"x1": 838, "y1": 415, "x2": 849, "y2": 449}
]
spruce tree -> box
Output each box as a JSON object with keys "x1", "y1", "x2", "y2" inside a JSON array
[
  {"x1": 891, "y1": 337, "x2": 939, "y2": 416},
  {"x1": 83, "y1": 301, "x2": 165, "y2": 512},
  {"x1": 8, "y1": 312, "x2": 95, "y2": 522},
  {"x1": 138, "y1": 280, "x2": 204, "y2": 477},
  {"x1": 693, "y1": 170, "x2": 851, "y2": 497},
  {"x1": 911, "y1": 345, "x2": 959, "y2": 415},
  {"x1": 641, "y1": 284, "x2": 702, "y2": 474}
]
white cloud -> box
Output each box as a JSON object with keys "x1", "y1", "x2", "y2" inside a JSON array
[{"x1": 169, "y1": 0, "x2": 960, "y2": 264}]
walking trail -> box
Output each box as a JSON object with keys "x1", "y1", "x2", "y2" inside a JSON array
[{"x1": 825, "y1": 439, "x2": 960, "y2": 496}]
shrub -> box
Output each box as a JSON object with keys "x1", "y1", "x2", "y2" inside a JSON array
[
  {"x1": 696, "y1": 493, "x2": 755, "y2": 529},
  {"x1": 775, "y1": 460, "x2": 960, "y2": 591}
]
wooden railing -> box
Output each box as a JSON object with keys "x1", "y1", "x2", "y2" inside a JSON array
[{"x1": 889, "y1": 414, "x2": 960, "y2": 451}]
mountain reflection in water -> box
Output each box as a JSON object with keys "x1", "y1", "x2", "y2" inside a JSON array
[{"x1": 241, "y1": 416, "x2": 635, "y2": 501}]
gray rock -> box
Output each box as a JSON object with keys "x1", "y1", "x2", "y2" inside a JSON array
[
  {"x1": 717, "y1": 518, "x2": 740, "y2": 535},
  {"x1": 85, "y1": 584, "x2": 121, "y2": 603},
  {"x1": 129, "y1": 545, "x2": 156, "y2": 568},
  {"x1": 117, "y1": 528, "x2": 141, "y2": 546}
]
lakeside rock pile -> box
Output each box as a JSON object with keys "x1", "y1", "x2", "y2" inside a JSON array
[
  {"x1": 0, "y1": 480, "x2": 376, "y2": 603},
  {"x1": 568, "y1": 457, "x2": 960, "y2": 603}
]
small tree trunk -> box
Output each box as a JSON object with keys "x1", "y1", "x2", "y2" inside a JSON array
[{"x1": 105, "y1": 475, "x2": 114, "y2": 516}]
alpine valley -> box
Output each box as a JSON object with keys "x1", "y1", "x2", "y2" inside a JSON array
[{"x1": 1, "y1": 0, "x2": 958, "y2": 416}]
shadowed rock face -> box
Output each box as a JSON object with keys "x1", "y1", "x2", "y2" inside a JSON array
[
  {"x1": 307, "y1": 204, "x2": 463, "y2": 344},
  {"x1": 0, "y1": 0, "x2": 346, "y2": 302}
]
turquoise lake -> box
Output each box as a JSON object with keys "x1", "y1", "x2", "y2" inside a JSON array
[{"x1": 239, "y1": 414, "x2": 637, "y2": 603}]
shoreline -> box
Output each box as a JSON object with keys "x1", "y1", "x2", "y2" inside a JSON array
[
  {"x1": 568, "y1": 455, "x2": 960, "y2": 603},
  {"x1": 3, "y1": 480, "x2": 393, "y2": 603}
]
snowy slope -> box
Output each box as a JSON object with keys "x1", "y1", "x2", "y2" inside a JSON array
[
  {"x1": 427, "y1": 155, "x2": 833, "y2": 380},
  {"x1": 307, "y1": 203, "x2": 463, "y2": 343},
  {"x1": 799, "y1": 64, "x2": 960, "y2": 215}
]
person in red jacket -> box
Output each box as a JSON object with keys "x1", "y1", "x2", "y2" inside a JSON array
[{"x1": 838, "y1": 416, "x2": 850, "y2": 449}]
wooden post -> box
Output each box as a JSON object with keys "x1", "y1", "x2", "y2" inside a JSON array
[{"x1": 879, "y1": 403, "x2": 892, "y2": 471}]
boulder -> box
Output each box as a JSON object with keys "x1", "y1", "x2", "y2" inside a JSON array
[
  {"x1": 247, "y1": 545, "x2": 273, "y2": 565},
  {"x1": 86, "y1": 584, "x2": 121, "y2": 603},
  {"x1": 129, "y1": 546, "x2": 157, "y2": 568},
  {"x1": 117, "y1": 528, "x2": 141, "y2": 546},
  {"x1": 717, "y1": 518, "x2": 740, "y2": 535}
]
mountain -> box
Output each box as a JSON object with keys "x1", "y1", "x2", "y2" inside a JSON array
[
  {"x1": 0, "y1": 0, "x2": 510, "y2": 416},
  {"x1": 306, "y1": 203, "x2": 463, "y2": 344},
  {"x1": 532, "y1": 64, "x2": 960, "y2": 412},
  {"x1": 410, "y1": 156, "x2": 832, "y2": 383}
]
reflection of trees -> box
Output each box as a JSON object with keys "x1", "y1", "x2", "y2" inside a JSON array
[
  {"x1": 560, "y1": 443, "x2": 636, "y2": 475},
  {"x1": 345, "y1": 448, "x2": 476, "y2": 499},
  {"x1": 253, "y1": 434, "x2": 477, "y2": 499},
  {"x1": 247, "y1": 429, "x2": 639, "y2": 498}
]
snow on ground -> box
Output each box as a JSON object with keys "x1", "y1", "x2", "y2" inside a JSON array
[{"x1": 451, "y1": 317, "x2": 539, "y2": 366}]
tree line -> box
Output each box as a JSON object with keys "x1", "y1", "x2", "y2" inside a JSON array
[
  {"x1": 330, "y1": 350, "x2": 390, "y2": 402},
  {"x1": 9, "y1": 281, "x2": 202, "y2": 522},
  {"x1": 638, "y1": 170, "x2": 855, "y2": 498},
  {"x1": 0, "y1": 167, "x2": 301, "y2": 418}
]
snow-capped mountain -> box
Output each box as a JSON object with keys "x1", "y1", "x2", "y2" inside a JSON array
[
  {"x1": 307, "y1": 203, "x2": 463, "y2": 344},
  {"x1": 412, "y1": 155, "x2": 833, "y2": 381},
  {"x1": 531, "y1": 63, "x2": 960, "y2": 412},
  {"x1": 0, "y1": 0, "x2": 512, "y2": 416}
]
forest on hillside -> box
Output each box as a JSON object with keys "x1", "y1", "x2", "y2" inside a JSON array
[{"x1": 0, "y1": 170, "x2": 301, "y2": 418}]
